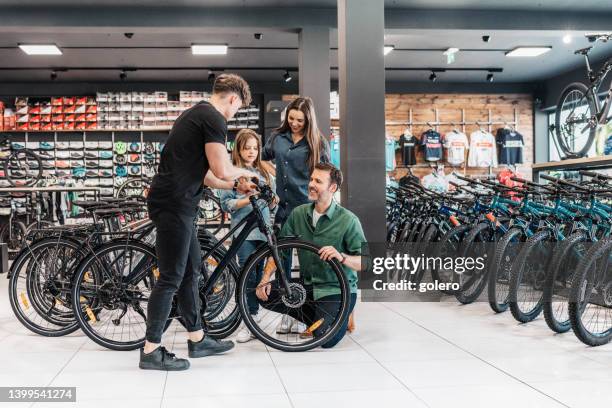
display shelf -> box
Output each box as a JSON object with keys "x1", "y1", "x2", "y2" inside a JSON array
[
  {"x1": 0, "y1": 127, "x2": 258, "y2": 133},
  {"x1": 532, "y1": 155, "x2": 612, "y2": 181}
]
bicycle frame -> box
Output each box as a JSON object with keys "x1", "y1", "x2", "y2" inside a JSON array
[{"x1": 199, "y1": 196, "x2": 292, "y2": 297}]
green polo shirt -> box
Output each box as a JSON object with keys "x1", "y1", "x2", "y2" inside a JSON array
[{"x1": 280, "y1": 201, "x2": 366, "y2": 300}]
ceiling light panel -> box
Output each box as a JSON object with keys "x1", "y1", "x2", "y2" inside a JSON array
[
  {"x1": 191, "y1": 45, "x2": 228, "y2": 55},
  {"x1": 19, "y1": 44, "x2": 62, "y2": 55},
  {"x1": 505, "y1": 46, "x2": 552, "y2": 57}
]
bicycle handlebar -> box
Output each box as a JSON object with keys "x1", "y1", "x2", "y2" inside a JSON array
[{"x1": 579, "y1": 170, "x2": 612, "y2": 181}]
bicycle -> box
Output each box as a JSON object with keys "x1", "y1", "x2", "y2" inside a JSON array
[
  {"x1": 555, "y1": 32, "x2": 612, "y2": 158},
  {"x1": 71, "y1": 179, "x2": 352, "y2": 352},
  {"x1": 0, "y1": 137, "x2": 43, "y2": 186}
]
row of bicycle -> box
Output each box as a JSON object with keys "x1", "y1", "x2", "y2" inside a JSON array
[
  {"x1": 386, "y1": 169, "x2": 612, "y2": 346},
  {"x1": 8, "y1": 180, "x2": 353, "y2": 352}
]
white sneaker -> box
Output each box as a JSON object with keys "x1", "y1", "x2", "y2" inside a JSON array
[
  {"x1": 236, "y1": 326, "x2": 255, "y2": 343},
  {"x1": 276, "y1": 314, "x2": 294, "y2": 334}
]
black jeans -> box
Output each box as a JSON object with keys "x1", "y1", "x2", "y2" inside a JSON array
[
  {"x1": 145, "y1": 210, "x2": 202, "y2": 344},
  {"x1": 259, "y1": 279, "x2": 357, "y2": 349}
]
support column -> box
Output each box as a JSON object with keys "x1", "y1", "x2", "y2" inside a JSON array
[
  {"x1": 337, "y1": 0, "x2": 386, "y2": 242},
  {"x1": 299, "y1": 26, "x2": 331, "y2": 137}
]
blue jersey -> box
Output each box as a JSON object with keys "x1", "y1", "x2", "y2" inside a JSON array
[{"x1": 385, "y1": 138, "x2": 397, "y2": 171}]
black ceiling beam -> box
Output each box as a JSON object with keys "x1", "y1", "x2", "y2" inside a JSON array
[
  {"x1": 0, "y1": 66, "x2": 504, "y2": 73},
  {"x1": 1, "y1": 6, "x2": 611, "y2": 32}
]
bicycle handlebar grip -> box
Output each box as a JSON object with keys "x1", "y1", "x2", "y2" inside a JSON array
[
  {"x1": 509, "y1": 176, "x2": 527, "y2": 184},
  {"x1": 540, "y1": 174, "x2": 559, "y2": 183},
  {"x1": 580, "y1": 170, "x2": 612, "y2": 181},
  {"x1": 448, "y1": 181, "x2": 462, "y2": 188}
]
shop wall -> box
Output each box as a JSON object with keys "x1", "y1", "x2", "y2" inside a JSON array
[{"x1": 385, "y1": 93, "x2": 534, "y2": 180}]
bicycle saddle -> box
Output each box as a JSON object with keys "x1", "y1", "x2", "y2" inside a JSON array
[{"x1": 574, "y1": 46, "x2": 592, "y2": 55}]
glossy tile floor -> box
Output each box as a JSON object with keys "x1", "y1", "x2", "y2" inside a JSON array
[{"x1": 1, "y1": 276, "x2": 611, "y2": 408}]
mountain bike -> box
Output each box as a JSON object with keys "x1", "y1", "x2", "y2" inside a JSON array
[{"x1": 555, "y1": 32, "x2": 612, "y2": 158}]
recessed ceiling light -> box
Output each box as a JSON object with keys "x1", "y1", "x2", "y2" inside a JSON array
[
  {"x1": 19, "y1": 44, "x2": 62, "y2": 55},
  {"x1": 191, "y1": 44, "x2": 228, "y2": 55},
  {"x1": 563, "y1": 34, "x2": 572, "y2": 44},
  {"x1": 429, "y1": 72, "x2": 437, "y2": 82},
  {"x1": 486, "y1": 73, "x2": 494, "y2": 82},
  {"x1": 384, "y1": 45, "x2": 395, "y2": 55},
  {"x1": 505, "y1": 46, "x2": 552, "y2": 57}
]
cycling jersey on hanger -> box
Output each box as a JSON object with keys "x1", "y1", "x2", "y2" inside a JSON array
[
  {"x1": 496, "y1": 128, "x2": 524, "y2": 165},
  {"x1": 399, "y1": 131, "x2": 418, "y2": 166},
  {"x1": 420, "y1": 129, "x2": 443, "y2": 162},
  {"x1": 385, "y1": 137, "x2": 397, "y2": 171},
  {"x1": 444, "y1": 131, "x2": 469, "y2": 166},
  {"x1": 468, "y1": 130, "x2": 498, "y2": 168}
]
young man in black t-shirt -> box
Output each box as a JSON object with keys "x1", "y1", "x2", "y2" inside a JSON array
[{"x1": 140, "y1": 74, "x2": 257, "y2": 371}]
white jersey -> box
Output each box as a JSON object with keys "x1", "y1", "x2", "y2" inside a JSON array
[
  {"x1": 468, "y1": 131, "x2": 498, "y2": 168},
  {"x1": 444, "y1": 131, "x2": 469, "y2": 165}
]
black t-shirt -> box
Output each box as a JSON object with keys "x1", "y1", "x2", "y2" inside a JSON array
[
  {"x1": 148, "y1": 101, "x2": 227, "y2": 215},
  {"x1": 496, "y1": 128, "x2": 524, "y2": 165},
  {"x1": 399, "y1": 134, "x2": 418, "y2": 166},
  {"x1": 421, "y1": 130, "x2": 443, "y2": 161}
]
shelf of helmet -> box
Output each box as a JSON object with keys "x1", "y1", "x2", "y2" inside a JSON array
[{"x1": 0, "y1": 130, "x2": 164, "y2": 198}]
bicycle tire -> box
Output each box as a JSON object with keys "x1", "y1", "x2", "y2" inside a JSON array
[
  {"x1": 543, "y1": 231, "x2": 587, "y2": 333},
  {"x1": 555, "y1": 82, "x2": 597, "y2": 157},
  {"x1": 455, "y1": 223, "x2": 493, "y2": 304},
  {"x1": 509, "y1": 230, "x2": 551, "y2": 323},
  {"x1": 71, "y1": 240, "x2": 173, "y2": 351},
  {"x1": 0, "y1": 220, "x2": 27, "y2": 255},
  {"x1": 9, "y1": 237, "x2": 84, "y2": 337},
  {"x1": 238, "y1": 238, "x2": 351, "y2": 352},
  {"x1": 488, "y1": 227, "x2": 524, "y2": 313},
  {"x1": 568, "y1": 237, "x2": 612, "y2": 346},
  {"x1": 431, "y1": 224, "x2": 470, "y2": 295}
]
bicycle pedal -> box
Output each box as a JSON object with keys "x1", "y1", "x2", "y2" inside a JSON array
[{"x1": 300, "y1": 318, "x2": 324, "y2": 338}]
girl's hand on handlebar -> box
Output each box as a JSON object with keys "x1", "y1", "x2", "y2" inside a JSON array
[{"x1": 235, "y1": 176, "x2": 258, "y2": 194}]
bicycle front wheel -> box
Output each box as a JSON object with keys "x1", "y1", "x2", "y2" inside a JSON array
[
  {"x1": 238, "y1": 238, "x2": 351, "y2": 352},
  {"x1": 555, "y1": 82, "x2": 597, "y2": 157}
]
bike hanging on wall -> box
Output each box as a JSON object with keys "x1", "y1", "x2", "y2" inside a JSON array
[{"x1": 555, "y1": 32, "x2": 612, "y2": 158}]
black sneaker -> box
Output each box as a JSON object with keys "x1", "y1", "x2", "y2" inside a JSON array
[
  {"x1": 139, "y1": 346, "x2": 190, "y2": 371},
  {"x1": 188, "y1": 336, "x2": 234, "y2": 358}
]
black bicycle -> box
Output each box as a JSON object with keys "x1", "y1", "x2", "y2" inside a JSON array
[
  {"x1": 71, "y1": 180, "x2": 352, "y2": 352},
  {"x1": 555, "y1": 32, "x2": 612, "y2": 158}
]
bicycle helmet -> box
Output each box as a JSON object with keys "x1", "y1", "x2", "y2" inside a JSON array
[
  {"x1": 128, "y1": 142, "x2": 141, "y2": 152},
  {"x1": 143, "y1": 142, "x2": 155, "y2": 155},
  {"x1": 143, "y1": 165, "x2": 156, "y2": 178},
  {"x1": 72, "y1": 167, "x2": 86, "y2": 178},
  {"x1": 129, "y1": 153, "x2": 140, "y2": 163},
  {"x1": 114, "y1": 165, "x2": 128, "y2": 177},
  {"x1": 115, "y1": 154, "x2": 127, "y2": 165},
  {"x1": 114, "y1": 141, "x2": 127, "y2": 154},
  {"x1": 129, "y1": 165, "x2": 141, "y2": 175}
]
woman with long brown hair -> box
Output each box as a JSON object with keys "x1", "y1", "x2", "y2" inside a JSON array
[{"x1": 262, "y1": 96, "x2": 330, "y2": 227}]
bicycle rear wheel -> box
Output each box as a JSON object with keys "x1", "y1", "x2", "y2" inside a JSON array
[
  {"x1": 488, "y1": 227, "x2": 524, "y2": 313},
  {"x1": 9, "y1": 237, "x2": 84, "y2": 337},
  {"x1": 71, "y1": 240, "x2": 172, "y2": 351},
  {"x1": 509, "y1": 230, "x2": 552, "y2": 323},
  {"x1": 238, "y1": 238, "x2": 351, "y2": 352},
  {"x1": 543, "y1": 231, "x2": 587, "y2": 333},
  {"x1": 455, "y1": 223, "x2": 494, "y2": 304}
]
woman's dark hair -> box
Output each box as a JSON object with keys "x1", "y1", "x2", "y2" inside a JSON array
[{"x1": 275, "y1": 96, "x2": 324, "y2": 172}]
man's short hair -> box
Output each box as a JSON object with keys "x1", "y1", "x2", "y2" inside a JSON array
[
  {"x1": 314, "y1": 162, "x2": 343, "y2": 190},
  {"x1": 213, "y1": 74, "x2": 252, "y2": 106}
]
